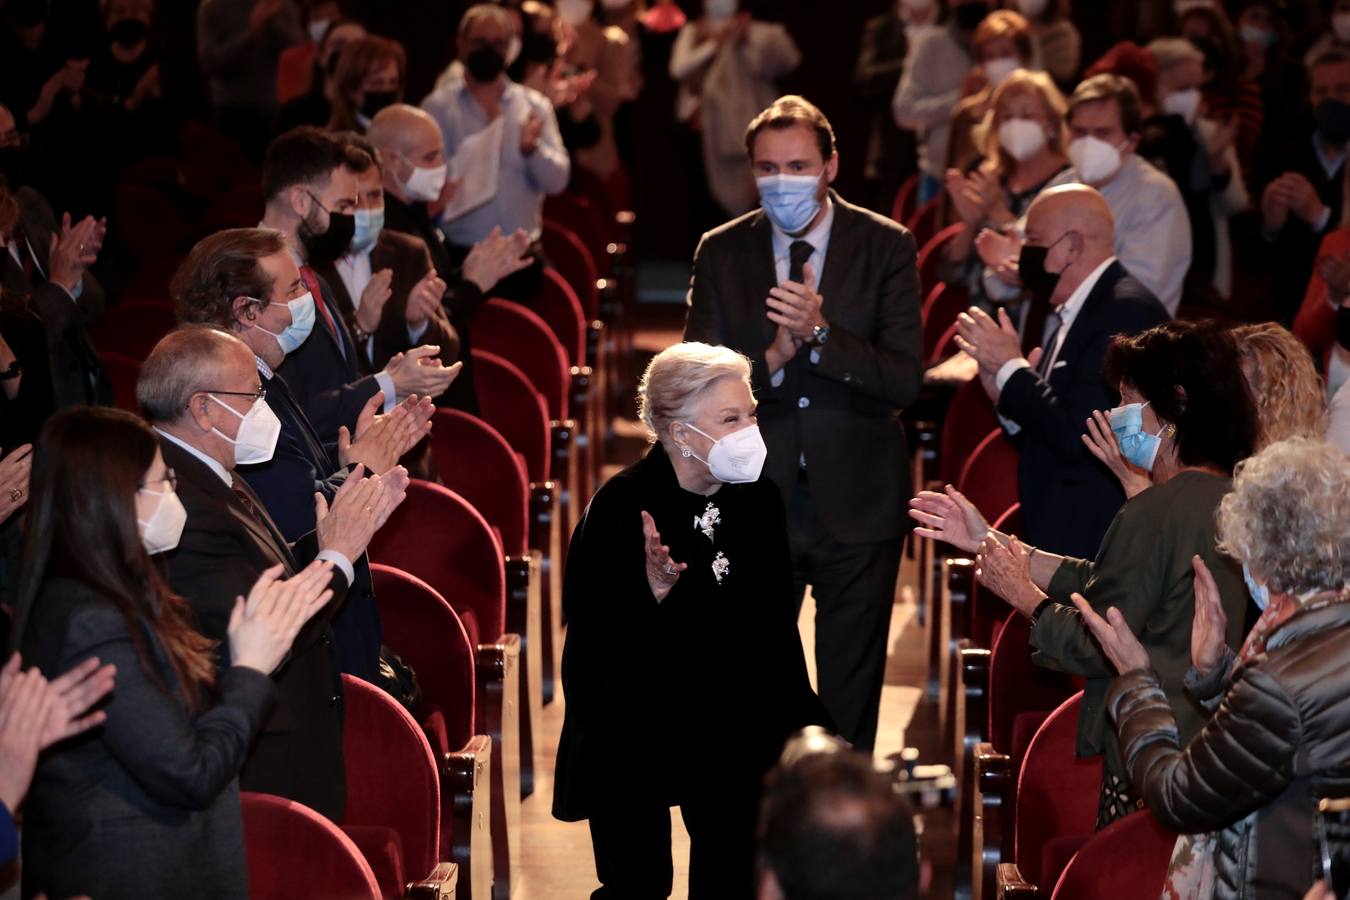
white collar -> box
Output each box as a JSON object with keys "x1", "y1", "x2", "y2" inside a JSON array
[
  {"x1": 771, "y1": 195, "x2": 835, "y2": 256},
  {"x1": 1054, "y1": 256, "x2": 1116, "y2": 329},
  {"x1": 155, "y1": 427, "x2": 233, "y2": 487}
]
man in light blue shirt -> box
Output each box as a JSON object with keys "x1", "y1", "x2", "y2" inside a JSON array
[{"x1": 421, "y1": 4, "x2": 569, "y2": 299}]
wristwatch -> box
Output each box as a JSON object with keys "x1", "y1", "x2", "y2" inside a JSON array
[
  {"x1": 808, "y1": 321, "x2": 831, "y2": 347},
  {"x1": 0, "y1": 361, "x2": 20, "y2": 381}
]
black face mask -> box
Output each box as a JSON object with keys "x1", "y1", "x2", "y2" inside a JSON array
[
  {"x1": 299, "y1": 205, "x2": 356, "y2": 265},
  {"x1": 108, "y1": 18, "x2": 149, "y2": 47},
  {"x1": 952, "y1": 1, "x2": 990, "y2": 32},
  {"x1": 465, "y1": 46, "x2": 506, "y2": 83},
  {"x1": 5, "y1": 0, "x2": 49, "y2": 28},
  {"x1": 1018, "y1": 233, "x2": 1070, "y2": 303},
  {"x1": 1315, "y1": 98, "x2": 1350, "y2": 146},
  {"x1": 360, "y1": 89, "x2": 399, "y2": 121}
]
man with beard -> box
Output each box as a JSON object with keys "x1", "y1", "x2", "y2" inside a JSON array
[{"x1": 257, "y1": 126, "x2": 454, "y2": 448}]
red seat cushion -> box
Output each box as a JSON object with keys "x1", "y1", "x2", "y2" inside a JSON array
[
  {"x1": 341, "y1": 825, "x2": 405, "y2": 900},
  {"x1": 1041, "y1": 834, "x2": 1089, "y2": 893}
]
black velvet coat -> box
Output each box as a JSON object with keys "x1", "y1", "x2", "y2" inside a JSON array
[{"x1": 552, "y1": 442, "x2": 827, "y2": 822}]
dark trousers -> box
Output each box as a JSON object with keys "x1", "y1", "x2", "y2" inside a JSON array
[
  {"x1": 588, "y1": 784, "x2": 759, "y2": 899},
  {"x1": 787, "y1": 478, "x2": 903, "y2": 752}
]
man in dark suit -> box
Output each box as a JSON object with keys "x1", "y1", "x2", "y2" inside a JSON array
[
  {"x1": 684, "y1": 95, "x2": 924, "y2": 751},
  {"x1": 171, "y1": 227, "x2": 432, "y2": 683},
  {"x1": 0, "y1": 102, "x2": 110, "y2": 410},
  {"x1": 258, "y1": 126, "x2": 456, "y2": 450},
  {"x1": 136, "y1": 325, "x2": 406, "y2": 821},
  {"x1": 956, "y1": 184, "x2": 1170, "y2": 560}
]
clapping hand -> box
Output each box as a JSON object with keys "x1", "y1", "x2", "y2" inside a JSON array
[
  {"x1": 0, "y1": 444, "x2": 33, "y2": 526},
  {"x1": 908, "y1": 484, "x2": 989, "y2": 554},
  {"x1": 1071, "y1": 592, "x2": 1150, "y2": 675},
  {"x1": 974, "y1": 227, "x2": 1024, "y2": 286},
  {"x1": 954, "y1": 306, "x2": 1025, "y2": 375},
  {"x1": 766, "y1": 261, "x2": 825, "y2": 342},
  {"x1": 405, "y1": 270, "x2": 448, "y2": 328},
  {"x1": 1081, "y1": 409, "x2": 1150, "y2": 498},
  {"x1": 227, "y1": 562, "x2": 336, "y2": 674},
  {"x1": 356, "y1": 269, "x2": 393, "y2": 335},
  {"x1": 314, "y1": 466, "x2": 394, "y2": 561},
  {"x1": 1190, "y1": 556, "x2": 1229, "y2": 676},
  {"x1": 340, "y1": 391, "x2": 435, "y2": 474},
  {"x1": 975, "y1": 533, "x2": 1045, "y2": 615},
  {"x1": 48, "y1": 213, "x2": 104, "y2": 294},
  {"x1": 520, "y1": 113, "x2": 544, "y2": 156},
  {"x1": 1316, "y1": 251, "x2": 1350, "y2": 303},
  {"x1": 385, "y1": 345, "x2": 460, "y2": 401},
  {"x1": 462, "y1": 226, "x2": 533, "y2": 293},
  {"x1": 641, "y1": 510, "x2": 686, "y2": 603}
]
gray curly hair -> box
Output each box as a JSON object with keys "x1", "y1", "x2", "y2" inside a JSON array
[
  {"x1": 637, "y1": 342, "x2": 752, "y2": 442},
  {"x1": 1217, "y1": 437, "x2": 1350, "y2": 595}
]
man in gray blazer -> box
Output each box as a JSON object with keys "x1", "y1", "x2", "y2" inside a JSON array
[{"x1": 684, "y1": 95, "x2": 923, "y2": 750}]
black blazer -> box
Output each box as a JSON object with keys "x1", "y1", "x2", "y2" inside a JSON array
[
  {"x1": 1256, "y1": 133, "x2": 1345, "y2": 320},
  {"x1": 2, "y1": 187, "x2": 111, "y2": 409},
  {"x1": 997, "y1": 260, "x2": 1170, "y2": 559},
  {"x1": 159, "y1": 437, "x2": 350, "y2": 821},
  {"x1": 683, "y1": 192, "x2": 924, "y2": 544},
  {"x1": 238, "y1": 368, "x2": 383, "y2": 683},
  {"x1": 20, "y1": 578, "x2": 275, "y2": 900},
  {"x1": 275, "y1": 269, "x2": 382, "y2": 454}
]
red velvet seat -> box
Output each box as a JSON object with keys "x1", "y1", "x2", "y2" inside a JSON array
[
  {"x1": 542, "y1": 222, "x2": 601, "y2": 320},
  {"x1": 938, "y1": 377, "x2": 998, "y2": 487},
  {"x1": 98, "y1": 351, "x2": 141, "y2": 413},
  {"x1": 475, "y1": 299, "x2": 571, "y2": 422},
  {"x1": 241, "y1": 791, "x2": 381, "y2": 900},
  {"x1": 917, "y1": 222, "x2": 964, "y2": 296},
  {"x1": 114, "y1": 183, "x2": 187, "y2": 264},
  {"x1": 533, "y1": 268, "x2": 588, "y2": 367},
  {"x1": 472, "y1": 350, "x2": 551, "y2": 484},
  {"x1": 921, "y1": 282, "x2": 971, "y2": 366},
  {"x1": 909, "y1": 196, "x2": 941, "y2": 248},
  {"x1": 92, "y1": 299, "x2": 177, "y2": 361},
  {"x1": 544, "y1": 191, "x2": 610, "y2": 277},
  {"x1": 956, "y1": 428, "x2": 1019, "y2": 522},
  {"x1": 1050, "y1": 810, "x2": 1175, "y2": 899},
  {"x1": 890, "y1": 173, "x2": 919, "y2": 225},
  {"x1": 340, "y1": 675, "x2": 457, "y2": 899}
]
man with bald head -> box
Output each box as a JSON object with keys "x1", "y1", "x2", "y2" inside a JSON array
[{"x1": 955, "y1": 184, "x2": 1169, "y2": 557}]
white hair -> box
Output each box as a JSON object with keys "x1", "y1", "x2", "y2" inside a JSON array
[{"x1": 637, "y1": 342, "x2": 752, "y2": 442}]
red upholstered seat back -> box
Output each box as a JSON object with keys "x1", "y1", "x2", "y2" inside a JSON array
[
  {"x1": 939, "y1": 376, "x2": 998, "y2": 489},
  {"x1": 891, "y1": 173, "x2": 919, "y2": 225},
  {"x1": 922, "y1": 281, "x2": 972, "y2": 367},
  {"x1": 909, "y1": 197, "x2": 940, "y2": 247},
  {"x1": 533, "y1": 267, "x2": 588, "y2": 367},
  {"x1": 957, "y1": 428, "x2": 1020, "y2": 521},
  {"x1": 241, "y1": 791, "x2": 381, "y2": 900},
  {"x1": 472, "y1": 349, "x2": 551, "y2": 483},
  {"x1": 368, "y1": 480, "x2": 506, "y2": 642},
  {"x1": 1013, "y1": 693, "x2": 1102, "y2": 888},
  {"x1": 92, "y1": 300, "x2": 177, "y2": 361},
  {"x1": 340, "y1": 675, "x2": 441, "y2": 879},
  {"x1": 474, "y1": 299, "x2": 571, "y2": 421},
  {"x1": 541, "y1": 222, "x2": 601, "y2": 320},
  {"x1": 917, "y1": 222, "x2": 964, "y2": 296},
  {"x1": 987, "y1": 611, "x2": 1080, "y2": 752},
  {"x1": 1050, "y1": 810, "x2": 1176, "y2": 899},
  {"x1": 99, "y1": 352, "x2": 142, "y2": 413},
  {"x1": 544, "y1": 192, "x2": 609, "y2": 274},
  {"x1": 430, "y1": 410, "x2": 531, "y2": 556}
]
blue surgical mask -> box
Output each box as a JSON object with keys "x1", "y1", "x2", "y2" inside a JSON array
[
  {"x1": 1242, "y1": 562, "x2": 1270, "y2": 611},
  {"x1": 757, "y1": 173, "x2": 823, "y2": 235},
  {"x1": 352, "y1": 207, "x2": 385, "y2": 252},
  {"x1": 1110, "y1": 400, "x2": 1166, "y2": 471},
  {"x1": 254, "y1": 291, "x2": 316, "y2": 355}
]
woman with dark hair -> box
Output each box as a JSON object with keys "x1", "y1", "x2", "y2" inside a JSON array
[
  {"x1": 275, "y1": 17, "x2": 367, "y2": 133},
  {"x1": 13, "y1": 406, "x2": 336, "y2": 900},
  {"x1": 910, "y1": 320, "x2": 1258, "y2": 828},
  {"x1": 327, "y1": 34, "x2": 406, "y2": 131}
]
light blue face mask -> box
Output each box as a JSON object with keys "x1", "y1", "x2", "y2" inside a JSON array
[
  {"x1": 1242, "y1": 562, "x2": 1270, "y2": 611},
  {"x1": 352, "y1": 207, "x2": 385, "y2": 252},
  {"x1": 756, "y1": 173, "x2": 823, "y2": 235},
  {"x1": 1110, "y1": 400, "x2": 1166, "y2": 471},
  {"x1": 254, "y1": 291, "x2": 316, "y2": 355}
]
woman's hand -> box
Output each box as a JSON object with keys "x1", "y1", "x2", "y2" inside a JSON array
[
  {"x1": 975, "y1": 534, "x2": 1045, "y2": 615},
  {"x1": 39, "y1": 655, "x2": 115, "y2": 748},
  {"x1": 0, "y1": 444, "x2": 33, "y2": 526},
  {"x1": 1190, "y1": 555, "x2": 1229, "y2": 676},
  {"x1": 1070, "y1": 592, "x2": 1150, "y2": 675},
  {"x1": 227, "y1": 562, "x2": 335, "y2": 674},
  {"x1": 1081, "y1": 410, "x2": 1150, "y2": 499},
  {"x1": 641, "y1": 511, "x2": 686, "y2": 603},
  {"x1": 908, "y1": 484, "x2": 989, "y2": 553}
]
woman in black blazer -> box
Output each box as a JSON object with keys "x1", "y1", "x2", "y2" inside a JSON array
[{"x1": 11, "y1": 407, "x2": 335, "y2": 900}]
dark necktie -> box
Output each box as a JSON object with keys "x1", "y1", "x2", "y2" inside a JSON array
[
  {"x1": 230, "y1": 474, "x2": 291, "y2": 564},
  {"x1": 1037, "y1": 311, "x2": 1062, "y2": 377},
  {"x1": 788, "y1": 240, "x2": 814, "y2": 285},
  {"x1": 300, "y1": 265, "x2": 346, "y2": 361}
]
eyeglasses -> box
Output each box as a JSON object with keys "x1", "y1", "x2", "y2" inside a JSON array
[
  {"x1": 139, "y1": 468, "x2": 178, "y2": 492},
  {"x1": 206, "y1": 387, "x2": 267, "y2": 402}
]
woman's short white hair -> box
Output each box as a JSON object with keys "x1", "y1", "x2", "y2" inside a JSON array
[
  {"x1": 1217, "y1": 437, "x2": 1350, "y2": 595},
  {"x1": 638, "y1": 342, "x2": 752, "y2": 442},
  {"x1": 1147, "y1": 37, "x2": 1205, "y2": 74}
]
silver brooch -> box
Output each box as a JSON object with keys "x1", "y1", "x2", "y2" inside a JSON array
[
  {"x1": 711, "y1": 551, "x2": 730, "y2": 583},
  {"x1": 694, "y1": 502, "x2": 721, "y2": 542}
]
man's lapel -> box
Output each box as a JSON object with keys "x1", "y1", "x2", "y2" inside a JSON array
[{"x1": 747, "y1": 211, "x2": 780, "y2": 350}]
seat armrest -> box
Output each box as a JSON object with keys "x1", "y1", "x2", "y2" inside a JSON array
[
  {"x1": 442, "y1": 735, "x2": 491, "y2": 900},
  {"x1": 406, "y1": 861, "x2": 459, "y2": 899},
  {"x1": 996, "y1": 862, "x2": 1039, "y2": 899},
  {"x1": 974, "y1": 742, "x2": 1012, "y2": 900}
]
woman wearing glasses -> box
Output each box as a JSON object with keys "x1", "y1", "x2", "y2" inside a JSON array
[{"x1": 12, "y1": 407, "x2": 336, "y2": 900}]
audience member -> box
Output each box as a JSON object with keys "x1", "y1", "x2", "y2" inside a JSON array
[
  {"x1": 892, "y1": 0, "x2": 989, "y2": 204},
  {"x1": 1257, "y1": 49, "x2": 1350, "y2": 321},
  {"x1": 137, "y1": 326, "x2": 405, "y2": 821},
  {"x1": 913, "y1": 320, "x2": 1256, "y2": 828},
  {"x1": 327, "y1": 34, "x2": 404, "y2": 131},
  {"x1": 276, "y1": 17, "x2": 367, "y2": 132},
  {"x1": 1179, "y1": 3, "x2": 1264, "y2": 180},
  {"x1": 853, "y1": 0, "x2": 926, "y2": 213},
  {"x1": 1330, "y1": 378, "x2": 1350, "y2": 453},
  {"x1": 83, "y1": 0, "x2": 175, "y2": 175},
  {"x1": 560, "y1": 0, "x2": 638, "y2": 196},
  {"x1": 422, "y1": 4, "x2": 570, "y2": 301},
  {"x1": 12, "y1": 405, "x2": 329, "y2": 898},
  {"x1": 945, "y1": 10, "x2": 1036, "y2": 177},
  {"x1": 1016, "y1": 0, "x2": 1080, "y2": 89},
  {"x1": 1238, "y1": 0, "x2": 1310, "y2": 172},
  {"x1": 0, "y1": 181, "x2": 54, "y2": 450},
  {"x1": 259, "y1": 126, "x2": 454, "y2": 446},
  {"x1": 1295, "y1": 166, "x2": 1350, "y2": 400},
  {"x1": 955, "y1": 185, "x2": 1167, "y2": 558},
  {"x1": 275, "y1": 0, "x2": 345, "y2": 105},
  {"x1": 1081, "y1": 437, "x2": 1350, "y2": 900},
  {"x1": 1307, "y1": 0, "x2": 1350, "y2": 66},
  {"x1": 757, "y1": 732, "x2": 920, "y2": 900},
  {"x1": 552, "y1": 341, "x2": 826, "y2": 897},
  {"x1": 510, "y1": 1, "x2": 605, "y2": 162},
  {"x1": 669, "y1": 2, "x2": 801, "y2": 217},
  {"x1": 196, "y1": 0, "x2": 305, "y2": 152},
  {"x1": 684, "y1": 95, "x2": 922, "y2": 751}
]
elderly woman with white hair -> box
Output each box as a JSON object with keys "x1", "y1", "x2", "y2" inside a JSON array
[
  {"x1": 1076, "y1": 437, "x2": 1350, "y2": 900},
  {"x1": 552, "y1": 341, "x2": 826, "y2": 899}
]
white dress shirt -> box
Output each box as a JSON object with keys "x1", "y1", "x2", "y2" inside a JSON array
[{"x1": 335, "y1": 246, "x2": 430, "y2": 367}]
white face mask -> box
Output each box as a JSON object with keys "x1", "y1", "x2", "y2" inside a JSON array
[
  {"x1": 983, "y1": 56, "x2": 1020, "y2": 88},
  {"x1": 704, "y1": 0, "x2": 738, "y2": 21},
  {"x1": 307, "y1": 18, "x2": 331, "y2": 43},
  {"x1": 1017, "y1": 0, "x2": 1048, "y2": 18},
  {"x1": 137, "y1": 485, "x2": 188, "y2": 555},
  {"x1": 1068, "y1": 135, "x2": 1127, "y2": 185},
  {"x1": 998, "y1": 117, "x2": 1047, "y2": 160},
  {"x1": 401, "y1": 160, "x2": 448, "y2": 203},
  {"x1": 557, "y1": 0, "x2": 594, "y2": 26},
  {"x1": 1162, "y1": 87, "x2": 1202, "y2": 125},
  {"x1": 505, "y1": 34, "x2": 523, "y2": 66},
  {"x1": 209, "y1": 395, "x2": 282, "y2": 466},
  {"x1": 680, "y1": 422, "x2": 768, "y2": 484},
  {"x1": 1335, "y1": 11, "x2": 1350, "y2": 41}
]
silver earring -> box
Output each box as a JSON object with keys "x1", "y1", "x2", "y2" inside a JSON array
[{"x1": 681, "y1": 447, "x2": 692, "y2": 458}]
